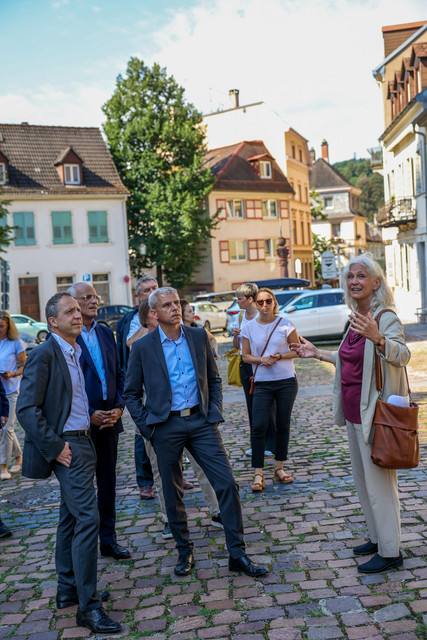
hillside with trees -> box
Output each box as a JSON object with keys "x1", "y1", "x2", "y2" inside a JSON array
[{"x1": 333, "y1": 158, "x2": 384, "y2": 222}]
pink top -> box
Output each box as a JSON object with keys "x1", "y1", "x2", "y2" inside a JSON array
[{"x1": 339, "y1": 329, "x2": 366, "y2": 424}]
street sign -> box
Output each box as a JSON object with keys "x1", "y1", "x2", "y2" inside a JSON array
[
  {"x1": 321, "y1": 250, "x2": 338, "y2": 279},
  {"x1": 294, "y1": 258, "x2": 302, "y2": 275},
  {"x1": 82, "y1": 273, "x2": 91, "y2": 282}
]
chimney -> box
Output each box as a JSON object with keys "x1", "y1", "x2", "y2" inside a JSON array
[
  {"x1": 309, "y1": 147, "x2": 316, "y2": 163},
  {"x1": 321, "y1": 139, "x2": 329, "y2": 163},
  {"x1": 229, "y1": 89, "x2": 240, "y2": 108}
]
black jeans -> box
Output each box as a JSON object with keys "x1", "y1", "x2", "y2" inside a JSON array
[
  {"x1": 251, "y1": 377, "x2": 298, "y2": 468},
  {"x1": 240, "y1": 358, "x2": 276, "y2": 453}
]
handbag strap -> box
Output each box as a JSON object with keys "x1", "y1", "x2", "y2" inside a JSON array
[
  {"x1": 252, "y1": 316, "x2": 282, "y2": 380},
  {"x1": 374, "y1": 308, "x2": 411, "y2": 398}
]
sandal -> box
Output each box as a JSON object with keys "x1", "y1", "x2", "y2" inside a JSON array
[
  {"x1": 274, "y1": 468, "x2": 294, "y2": 484},
  {"x1": 251, "y1": 472, "x2": 265, "y2": 492}
]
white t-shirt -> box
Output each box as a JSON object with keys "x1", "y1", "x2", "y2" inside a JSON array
[
  {"x1": 241, "y1": 316, "x2": 296, "y2": 381},
  {"x1": 237, "y1": 310, "x2": 259, "y2": 354}
]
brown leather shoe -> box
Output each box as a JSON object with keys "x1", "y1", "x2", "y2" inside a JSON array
[{"x1": 139, "y1": 486, "x2": 155, "y2": 500}]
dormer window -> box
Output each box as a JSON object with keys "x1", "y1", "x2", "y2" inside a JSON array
[
  {"x1": 64, "y1": 164, "x2": 81, "y2": 185},
  {"x1": 260, "y1": 161, "x2": 272, "y2": 179}
]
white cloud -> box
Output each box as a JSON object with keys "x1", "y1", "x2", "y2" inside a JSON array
[
  {"x1": 147, "y1": 0, "x2": 427, "y2": 160},
  {"x1": 51, "y1": 0, "x2": 69, "y2": 9}
]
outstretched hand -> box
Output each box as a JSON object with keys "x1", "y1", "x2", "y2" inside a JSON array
[{"x1": 290, "y1": 336, "x2": 317, "y2": 359}]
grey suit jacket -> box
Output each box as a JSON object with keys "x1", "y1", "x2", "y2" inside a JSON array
[
  {"x1": 123, "y1": 324, "x2": 223, "y2": 440},
  {"x1": 16, "y1": 336, "x2": 75, "y2": 479}
]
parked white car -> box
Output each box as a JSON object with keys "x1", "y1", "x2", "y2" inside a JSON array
[
  {"x1": 190, "y1": 302, "x2": 228, "y2": 332},
  {"x1": 279, "y1": 289, "x2": 350, "y2": 339}
]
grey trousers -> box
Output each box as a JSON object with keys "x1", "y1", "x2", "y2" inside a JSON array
[
  {"x1": 0, "y1": 391, "x2": 21, "y2": 466},
  {"x1": 346, "y1": 421, "x2": 401, "y2": 557},
  {"x1": 144, "y1": 438, "x2": 219, "y2": 522},
  {"x1": 54, "y1": 432, "x2": 101, "y2": 611}
]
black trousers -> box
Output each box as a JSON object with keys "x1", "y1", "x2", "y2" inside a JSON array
[
  {"x1": 152, "y1": 412, "x2": 245, "y2": 559},
  {"x1": 240, "y1": 358, "x2": 276, "y2": 452},
  {"x1": 90, "y1": 427, "x2": 119, "y2": 545},
  {"x1": 251, "y1": 377, "x2": 298, "y2": 468},
  {"x1": 54, "y1": 433, "x2": 101, "y2": 611}
]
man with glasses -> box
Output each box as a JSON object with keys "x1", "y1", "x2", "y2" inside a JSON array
[{"x1": 68, "y1": 282, "x2": 129, "y2": 561}]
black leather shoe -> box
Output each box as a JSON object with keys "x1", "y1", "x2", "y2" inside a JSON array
[
  {"x1": 56, "y1": 589, "x2": 110, "y2": 609},
  {"x1": 353, "y1": 540, "x2": 378, "y2": 556},
  {"x1": 174, "y1": 552, "x2": 195, "y2": 576},
  {"x1": 0, "y1": 521, "x2": 12, "y2": 538},
  {"x1": 357, "y1": 552, "x2": 403, "y2": 574},
  {"x1": 100, "y1": 542, "x2": 131, "y2": 560},
  {"x1": 229, "y1": 554, "x2": 268, "y2": 577},
  {"x1": 76, "y1": 606, "x2": 121, "y2": 633}
]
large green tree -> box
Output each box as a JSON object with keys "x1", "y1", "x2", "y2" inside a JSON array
[
  {"x1": 333, "y1": 158, "x2": 384, "y2": 221},
  {"x1": 102, "y1": 57, "x2": 216, "y2": 288}
]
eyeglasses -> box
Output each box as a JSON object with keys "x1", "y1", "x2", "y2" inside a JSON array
[
  {"x1": 257, "y1": 298, "x2": 273, "y2": 306},
  {"x1": 77, "y1": 294, "x2": 98, "y2": 301}
]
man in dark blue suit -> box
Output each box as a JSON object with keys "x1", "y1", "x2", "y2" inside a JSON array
[{"x1": 69, "y1": 282, "x2": 130, "y2": 561}]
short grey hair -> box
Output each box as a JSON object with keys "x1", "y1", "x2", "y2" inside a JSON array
[
  {"x1": 342, "y1": 252, "x2": 395, "y2": 311},
  {"x1": 148, "y1": 287, "x2": 178, "y2": 309},
  {"x1": 45, "y1": 292, "x2": 74, "y2": 326},
  {"x1": 66, "y1": 281, "x2": 92, "y2": 297},
  {"x1": 236, "y1": 282, "x2": 259, "y2": 299},
  {"x1": 136, "y1": 275, "x2": 158, "y2": 295}
]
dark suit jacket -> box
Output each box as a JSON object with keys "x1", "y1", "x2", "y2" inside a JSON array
[
  {"x1": 0, "y1": 380, "x2": 8, "y2": 417},
  {"x1": 123, "y1": 325, "x2": 223, "y2": 441},
  {"x1": 116, "y1": 308, "x2": 138, "y2": 372},
  {"x1": 16, "y1": 336, "x2": 76, "y2": 479},
  {"x1": 76, "y1": 323, "x2": 125, "y2": 434}
]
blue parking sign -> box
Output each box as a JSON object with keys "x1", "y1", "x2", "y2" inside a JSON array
[{"x1": 82, "y1": 273, "x2": 91, "y2": 282}]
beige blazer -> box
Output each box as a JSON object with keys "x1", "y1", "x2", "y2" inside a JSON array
[{"x1": 332, "y1": 305, "x2": 410, "y2": 443}]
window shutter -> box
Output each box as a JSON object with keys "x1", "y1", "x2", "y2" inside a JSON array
[
  {"x1": 219, "y1": 240, "x2": 230, "y2": 263},
  {"x1": 246, "y1": 200, "x2": 255, "y2": 219},
  {"x1": 248, "y1": 239, "x2": 258, "y2": 260},
  {"x1": 280, "y1": 200, "x2": 290, "y2": 219},
  {"x1": 257, "y1": 239, "x2": 265, "y2": 260},
  {"x1": 254, "y1": 199, "x2": 262, "y2": 219},
  {"x1": 216, "y1": 199, "x2": 227, "y2": 220}
]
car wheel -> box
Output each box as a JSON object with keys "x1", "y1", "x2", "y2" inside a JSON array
[
  {"x1": 37, "y1": 330, "x2": 48, "y2": 341},
  {"x1": 204, "y1": 320, "x2": 211, "y2": 331}
]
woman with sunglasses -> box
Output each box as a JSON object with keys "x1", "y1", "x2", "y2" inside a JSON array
[{"x1": 241, "y1": 287, "x2": 300, "y2": 491}]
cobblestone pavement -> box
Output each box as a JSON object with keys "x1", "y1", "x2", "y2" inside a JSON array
[{"x1": 1, "y1": 328, "x2": 427, "y2": 639}]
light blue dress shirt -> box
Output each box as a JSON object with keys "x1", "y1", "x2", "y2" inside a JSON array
[
  {"x1": 80, "y1": 321, "x2": 108, "y2": 400},
  {"x1": 51, "y1": 333, "x2": 90, "y2": 432},
  {"x1": 158, "y1": 325, "x2": 199, "y2": 411},
  {"x1": 0, "y1": 338, "x2": 26, "y2": 394}
]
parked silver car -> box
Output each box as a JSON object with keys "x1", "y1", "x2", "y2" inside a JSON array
[
  {"x1": 190, "y1": 302, "x2": 228, "y2": 332},
  {"x1": 279, "y1": 289, "x2": 350, "y2": 339}
]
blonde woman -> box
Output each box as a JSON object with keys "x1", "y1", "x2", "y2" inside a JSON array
[
  {"x1": 292, "y1": 254, "x2": 409, "y2": 574},
  {"x1": 0, "y1": 311, "x2": 27, "y2": 480}
]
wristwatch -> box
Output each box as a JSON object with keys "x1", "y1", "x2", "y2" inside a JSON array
[{"x1": 376, "y1": 336, "x2": 386, "y2": 348}]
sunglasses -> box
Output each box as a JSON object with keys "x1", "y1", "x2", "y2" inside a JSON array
[
  {"x1": 257, "y1": 298, "x2": 274, "y2": 306},
  {"x1": 77, "y1": 294, "x2": 99, "y2": 301}
]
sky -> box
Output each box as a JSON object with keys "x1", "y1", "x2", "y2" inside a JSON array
[{"x1": 1, "y1": 0, "x2": 426, "y2": 163}]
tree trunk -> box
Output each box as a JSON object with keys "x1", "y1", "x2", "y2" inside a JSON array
[{"x1": 156, "y1": 264, "x2": 163, "y2": 287}]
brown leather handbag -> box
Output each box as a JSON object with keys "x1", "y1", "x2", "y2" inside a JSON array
[
  {"x1": 249, "y1": 317, "x2": 282, "y2": 394},
  {"x1": 371, "y1": 310, "x2": 420, "y2": 470}
]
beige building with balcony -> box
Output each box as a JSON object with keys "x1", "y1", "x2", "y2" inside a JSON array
[
  {"x1": 372, "y1": 21, "x2": 427, "y2": 321},
  {"x1": 191, "y1": 140, "x2": 293, "y2": 293}
]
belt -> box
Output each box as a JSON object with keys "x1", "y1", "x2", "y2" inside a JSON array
[
  {"x1": 169, "y1": 404, "x2": 200, "y2": 418},
  {"x1": 63, "y1": 428, "x2": 91, "y2": 437}
]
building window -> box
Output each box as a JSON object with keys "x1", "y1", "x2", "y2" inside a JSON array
[
  {"x1": 324, "y1": 197, "x2": 333, "y2": 209},
  {"x1": 291, "y1": 145, "x2": 296, "y2": 159},
  {"x1": 56, "y1": 275, "x2": 74, "y2": 292},
  {"x1": 13, "y1": 212, "x2": 36, "y2": 246},
  {"x1": 88, "y1": 211, "x2": 108, "y2": 243},
  {"x1": 92, "y1": 273, "x2": 110, "y2": 305},
  {"x1": 226, "y1": 200, "x2": 244, "y2": 218},
  {"x1": 304, "y1": 186, "x2": 308, "y2": 203},
  {"x1": 229, "y1": 239, "x2": 247, "y2": 261},
  {"x1": 52, "y1": 211, "x2": 73, "y2": 244},
  {"x1": 264, "y1": 238, "x2": 278, "y2": 258},
  {"x1": 0, "y1": 163, "x2": 6, "y2": 185},
  {"x1": 331, "y1": 223, "x2": 341, "y2": 237},
  {"x1": 297, "y1": 184, "x2": 302, "y2": 201},
  {"x1": 262, "y1": 200, "x2": 278, "y2": 218},
  {"x1": 64, "y1": 164, "x2": 81, "y2": 185},
  {"x1": 248, "y1": 239, "x2": 265, "y2": 260},
  {"x1": 259, "y1": 161, "x2": 272, "y2": 178},
  {"x1": 299, "y1": 148, "x2": 303, "y2": 162}
]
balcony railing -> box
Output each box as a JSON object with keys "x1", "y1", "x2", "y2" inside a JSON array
[
  {"x1": 369, "y1": 146, "x2": 383, "y2": 170},
  {"x1": 377, "y1": 197, "x2": 417, "y2": 228}
]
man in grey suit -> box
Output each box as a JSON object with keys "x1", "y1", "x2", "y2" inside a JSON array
[
  {"x1": 16, "y1": 292, "x2": 121, "y2": 635},
  {"x1": 124, "y1": 287, "x2": 267, "y2": 578}
]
